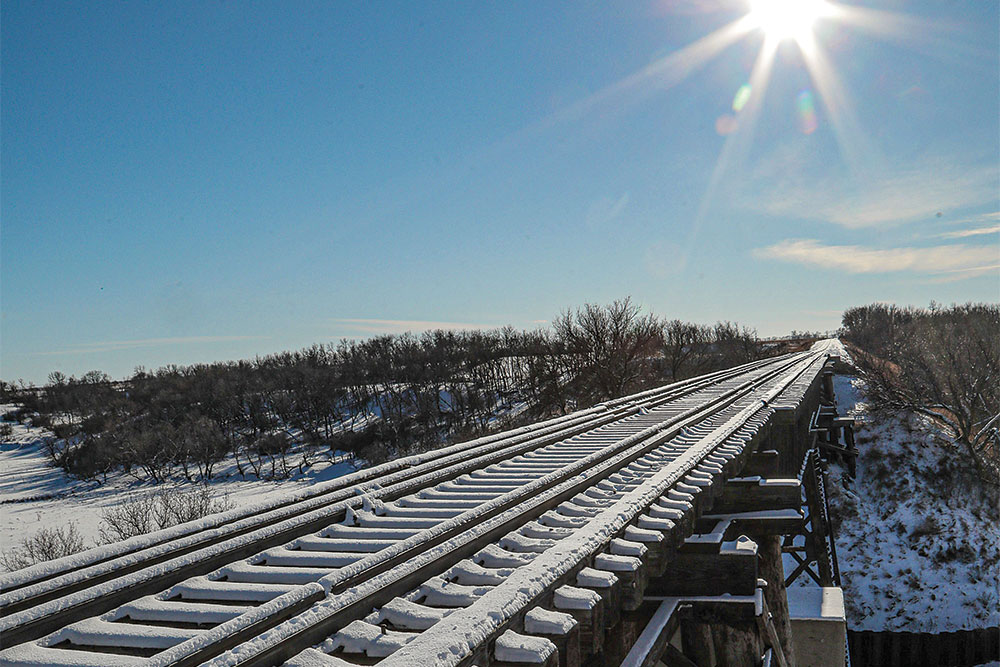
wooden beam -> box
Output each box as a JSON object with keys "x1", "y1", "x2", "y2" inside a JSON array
[
  {"x1": 753, "y1": 536, "x2": 795, "y2": 665},
  {"x1": 742, "y1": 449, "x2": 780, "y2": 477},
  {"x1": 619, "y1": 599, "x2": 680, "y2": 667},
  {"x1": 713, "y1": 477, "x2": 802, "y2": 514},
  {"x1": 754, "y1": 593, "x2": 789, "y2": 667},
  {"x1": 649, "y1": 540, "x2": 758, "y2": 597},
  {"x1": 662, "y1": 644, "x2": 699, "y2": 667},
  {"x1": 695, "y1": 509, "x2": 804, "y2": 538},
  {"x1": 680, "y1": 616, "x2": 715, "y2": 666}
]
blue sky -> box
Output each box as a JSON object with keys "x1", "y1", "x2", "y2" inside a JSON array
[{"x1": 2, "y1": 0, "x2": 997, "y2": 384}]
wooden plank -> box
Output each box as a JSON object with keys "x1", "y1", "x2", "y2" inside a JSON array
[
  {"x1": 524, "y1": 608, "x2": 582, "y2": 667},
  {"x1": 603, "y1": 609, "x2": 655, "y2": 667},
  {"x1": 680, "y1": 617, "x2": 714, "y2": 666},
  {"x1": 922, "y1": 630, "x2": 940, "y2": 666},
  {"x1": 695, "y1": 509, "x2": 804, "y2": 538},
  {"x1": 754, "y1": 535, "x2": 794, "y2": 664},
  {"x1": 710, "y1": 617, "x2": 761, "y2": 667},
  {"x1": 553, "y1": 593, "x2": 603, "y2": 658}
]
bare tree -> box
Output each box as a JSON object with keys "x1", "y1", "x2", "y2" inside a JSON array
[
  {"x1": 662, "y1": 320, "x2": 709, "y2": 380},
  {"x1": 553, "y1": 298, "x2": 662, "y2": 404},
  {"x1": 17, "y1": 298, "x2": 776, "y2": 481},
  {"x1": 712, "y1": 321, "x2": 761, "y2": 367},
  {"x1": 844, "y1": 302, "x2": 1000, "y2": 482}
]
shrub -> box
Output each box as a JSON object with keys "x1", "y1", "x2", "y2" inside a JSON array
[
  {"x1": 910, "y1": 515, "x2": 940, "y2": 538},
  {"x1": 97, "y1": 492, "x2": 158, "y2": 541},
  {"x1": 62, "y1": 434, "x2": 118, "y2": 479},
  {"x1": 3, "y1": 407, "x2": 30, "y2": 423},
  {"x1": 97, "y1": 486, "x2": 234, "y2": 544},
  {"x1": 0, "y1": 524, "x2": 85, "y2": 572}
]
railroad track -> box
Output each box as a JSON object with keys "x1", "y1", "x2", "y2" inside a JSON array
[{"x1": 0, "y1": 350, "x2": 832, "y2": 667}]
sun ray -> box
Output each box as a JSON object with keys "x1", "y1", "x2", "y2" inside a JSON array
[
  {"x1": 797, "y1": 30, "x2": 882, "y2": 177},
  {"x1": 625, "y1": 15, "x2": 759, "y2": 92},
  {"x1": 680, "y1": 35, "x2": 782, "y2": 264},
  {"x1": 518, "y1": 15, "x2": 758, "y2": 139},
  {"x1": 704, "y1": 35, "x2": 781, "y2": 196},
  {"x1": 486, "y1": 15, "x2": 760, "y2": 160},
  {"x1": 486, "y1": 0, "x2": 956, "y2": 260}
]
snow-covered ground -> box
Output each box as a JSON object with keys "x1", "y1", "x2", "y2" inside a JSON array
[
  {"x1": 0, "y1": 408, "x2": 361, "y2": 557},
  {"x1": 826, "y1": 375, "x2": 1000, "y2": 632}
]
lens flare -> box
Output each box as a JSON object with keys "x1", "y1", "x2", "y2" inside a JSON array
[
  {"x1": 797, "y1": 90, "x2": 818, "y2": 134},
  {"x1": 715, "y1": 114, "x2": 739, "y2": 135},
  {"x1": 510, "y1": 0, "x2": 925, "y2": 242},
  {"x1": 732, "y1": 83, "x2": 752, "y2": 112}
]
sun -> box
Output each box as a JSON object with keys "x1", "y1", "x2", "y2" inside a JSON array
[{"x1": 748, "y1": 0, "x2": 829, "y2": 43}]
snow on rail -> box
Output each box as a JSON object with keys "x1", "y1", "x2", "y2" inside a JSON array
[
  {"x1": 201, "y1": 353, "x2": 825, "y2": 666},
  {"x1": 3, "y1": 357, "x2": 780, "y2": 620},
  {"x1": 2, "y1": 384, "x2": 691, "y2": 628},
  {"x1": 364, "y1": 355, "x2": 817, "y2": 666}
]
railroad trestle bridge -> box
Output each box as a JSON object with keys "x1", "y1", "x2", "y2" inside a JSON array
[{"x1": 1, "y1": 344, "x2": 854, "y2": 667}]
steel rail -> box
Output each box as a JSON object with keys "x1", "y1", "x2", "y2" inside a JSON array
[
  {"x1": 373, "y1": 353, "x2": 823, "y2": 667},
  {"x1": 149, "y1": 353, "x2": 820, "y2": 667}
]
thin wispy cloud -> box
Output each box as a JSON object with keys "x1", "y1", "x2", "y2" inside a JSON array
[
  {"x1": 330, "y1": 318, "x2": 493, "y2": 335},
  {"x1": 937, "y1": 224, "x2": 1000, "y2": 239},
  {"x1": 585, "y1": 192, "x2": 630, "y2": 229},
  {"x1": 755, "y1": 239, "x2": 999, "y2": 281},
  {"x1": 924, "y1": 263, "x2": 1000, "y2": 284},
  {"x1": 743, "y1": 152, "x2": 997, "y2": 228},
  {"x1": 37, "y1": 335, "x2": 268, "y2": 356},
  {"x1": 934, "y1": 211, "x2": 1000, "y2": 227}
]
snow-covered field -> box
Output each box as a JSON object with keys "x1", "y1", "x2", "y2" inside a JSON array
[
  {"x1": 0, "y1": 408, "x2": 360, "y2": 557},
  {"x1": 827, "y1": 375, "x2": 1000, "y2": 632}
]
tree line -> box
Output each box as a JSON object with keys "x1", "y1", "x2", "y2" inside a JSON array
[{"x1": 1, "y1": 299, "x2": 767, "y2": 483}]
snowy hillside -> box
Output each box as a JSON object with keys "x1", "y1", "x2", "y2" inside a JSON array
[{"x1": 828, "y1": 376, "x2": 1000, "y2": 632}]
